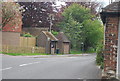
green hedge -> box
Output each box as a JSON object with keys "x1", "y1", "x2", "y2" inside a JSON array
[
  {"x1": 96, "y1": 44, "x2": 104, "y2": 69},
  {"x1": 21, "y1": 33, "x2": 33, "y2": 37}
]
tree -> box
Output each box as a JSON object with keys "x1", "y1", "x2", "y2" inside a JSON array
[
  {"x1": 58, "y1": 3, "x2": 104, "y2": 51},
  {"x1": 18, "y1": 2, "x2": 53, "y2": 28},
  {"x1": 65, "y1": 1, "x2": 103, "y2": 15},
  {"x1": 82, "y1": 19, "x2": 104, "y2": 51},
  {"x1": 2, "y1": 2, "x2": 23, "y2": 28},
  {"x1": 52, "y1": 1, "x2": 104, "y2": 31}
]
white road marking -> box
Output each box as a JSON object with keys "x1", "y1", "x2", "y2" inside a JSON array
[
  {"x1": 0, "y1": 67, "x2": 12, "y2": 71},
  {"x1": 19, "y1": 62, "x2": 40, "y2": 67}
]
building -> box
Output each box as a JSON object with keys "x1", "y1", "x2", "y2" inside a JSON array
[
  {"x1": 2, "y1": 2, "x2": 22, "y2": 46},
  {"x1": 56, "y1": 32, "x2": 70, "y2": 54},
  {"x1": 100, "y1": 1, "x2": 120, "y2": 79},
  {"x1": 36, "y1": 31, "x2": 58, "y2": 54}
]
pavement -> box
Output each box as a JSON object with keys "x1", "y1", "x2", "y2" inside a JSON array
[{"x1": 1, "y1": 54, "x2": 102, "y2": 79}]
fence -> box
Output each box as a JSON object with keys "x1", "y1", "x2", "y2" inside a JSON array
[
  {"x1": 2, "y1": 45, "x2": 45, "y2": 54},
  {"x1": 20, "y1": 37, "x2": 36, "y2": 47}
]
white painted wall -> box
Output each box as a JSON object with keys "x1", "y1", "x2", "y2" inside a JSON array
[{"x1": 117, "y1": 18, "x2": 120, "y2": 79}]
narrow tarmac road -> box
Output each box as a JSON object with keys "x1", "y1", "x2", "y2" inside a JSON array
[{"x1": 2, "y1": 54, "x2": 101, "y2": 79}]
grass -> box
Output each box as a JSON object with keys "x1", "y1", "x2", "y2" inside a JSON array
[
  {"x1": 70, "y1": 49, "x2": 96, "y2": 54},
  {"x1": 1, "y1": 49, "x2": 96, "y2": 56},
  {"x1": 2, "y1": 52, "x2": 51, "y2": 56},
  {"x1": 70, "y1": 50, "x2": 83, "y2": 54},
  {"x1": 2, "y1": 52, "x2": 64, "y2": 56}
]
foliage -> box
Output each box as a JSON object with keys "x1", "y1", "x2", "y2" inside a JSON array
[
  {"x1": 82, "y1": 19, "x2": 104, "y2": 51},
  {"x1": 51, "y1": 30, "x2": 58, "y2": 36},
  {"x1": 2, "y1": 2, "x2": 24, "y2": 27},
  {"x1": 21, "y1": 33, "x2": 33, "y2": 37},
  {"x1": 18, "y1": 2, "x2": 53, "y2": 27},
  {"x1": 62, "y1": 4, "x2": 93, "y2": 23},
  {"x1": 65, "y1": 1, "x2": 104, "y2": 15},
  {"x1": 96, "y1": 43, "x2": 104, "y2": 69},
  {"x1": 53, "y1": 1, "x2": 104, "y2": 31},
  {"x1": 85, "y1": 47, "x2": 96, "y2": 53},
  {"x1": 58, "y1": 3, "x2": 104, "y2": 51}
]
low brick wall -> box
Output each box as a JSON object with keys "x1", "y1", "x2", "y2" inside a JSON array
[{"x1": 2, "y1": 45, "x2": 45, "y2": 54}]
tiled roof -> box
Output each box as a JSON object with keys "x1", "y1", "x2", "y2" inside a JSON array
[
  {"x1": 56, "y1": 32, "x2": 70, "y2": 43},
  {"x1": 102, "y1": 2, "x2": 120, "y2": 12},
  {"x1": 42, "y1": 31, "x2": 58, "y2": 41},
  {"x1": 100, "y1": 1, "x2": 120, "y2": 24}
]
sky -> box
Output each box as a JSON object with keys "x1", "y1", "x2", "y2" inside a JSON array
[{"x1": 55, "y1": 0, "x2": 116, "y2": 7}]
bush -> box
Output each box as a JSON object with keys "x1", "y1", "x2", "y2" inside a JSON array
[
  {"x1": 96, "y1": 44, "x2": 104, "y2": 69},
  {"x1": 51, "y1": 30, "x2": 58, "y2": 36},
  {"x1": 86, "y1": 47, "x2": 95, "y2": 53},
  {"x1": 21, "y1": 33, "x2": 33, "y2": 37}
]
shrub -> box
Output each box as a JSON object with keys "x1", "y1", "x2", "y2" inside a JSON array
[
  {"x1": 21, "y1": 33, "x2": 33, "y2": 37},
  {"x1": 51, "y1": 30, "x2": 58, "y2": 36},
  {"x1": 86, "y1": 47, "x2": 95, "y2": 53},
  {"x1": 96, "y1": 44, "x2": 104, "y2": 69}
]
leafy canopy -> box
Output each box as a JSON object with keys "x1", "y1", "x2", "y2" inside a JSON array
[{"x1": 58, "y1": 3, "x2": 103, "y2": 51}]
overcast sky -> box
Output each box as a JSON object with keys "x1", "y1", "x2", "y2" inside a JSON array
[{"x1": 55, "y1": 0, "x2": 117, "y2": 7}]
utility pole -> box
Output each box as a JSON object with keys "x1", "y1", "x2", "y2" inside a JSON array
[
  {"x1": 109, "y1": 0, "x2": 113, "y2": 4},
  {"x1": 49, "y1": 14, "x2": 54, "y2": 33}
]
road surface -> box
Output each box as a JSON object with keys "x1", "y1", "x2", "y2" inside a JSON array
[{"x1": 2, "y1": 54, "x2": 101, "y2": 79}]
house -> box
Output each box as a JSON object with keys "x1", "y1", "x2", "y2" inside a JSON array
[
  {"x1": 36, "y1": 31, "x2": 58, "y2": 54},
  {"x1": 56, "y1": 32, "x2": 70, "y2": 54},
  {"x1": 2, "y1": 2, "x2": 22, "y2": 46},
  {"x1": 100, "y1": 1, "x2": 120, "y2": 79}
]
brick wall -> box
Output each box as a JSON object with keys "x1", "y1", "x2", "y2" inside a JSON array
[
  {"x1": 104, "y1": 16, "x2": 119, "y2": 75},
  {"x1": 2, "y1": 32, "x2": 20, "y2": 46}
]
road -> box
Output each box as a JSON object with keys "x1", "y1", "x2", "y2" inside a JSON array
[{"x1": 2, "y1": 54, "x2": 101, "y2": 79}]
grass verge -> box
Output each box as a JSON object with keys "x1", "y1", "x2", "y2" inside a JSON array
[
  {"x1": 2, "y1": 52, "x2": 50, "y2": 56},
  {"x1": 70, "y1": 49, "x2": 96, "y2": 54},
  {"x1": 2, "y1": 52, "x2": 64, "y2": 56},
  {"x1": 70, "y1": 50, "x2": 83, "y2": 54}
]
